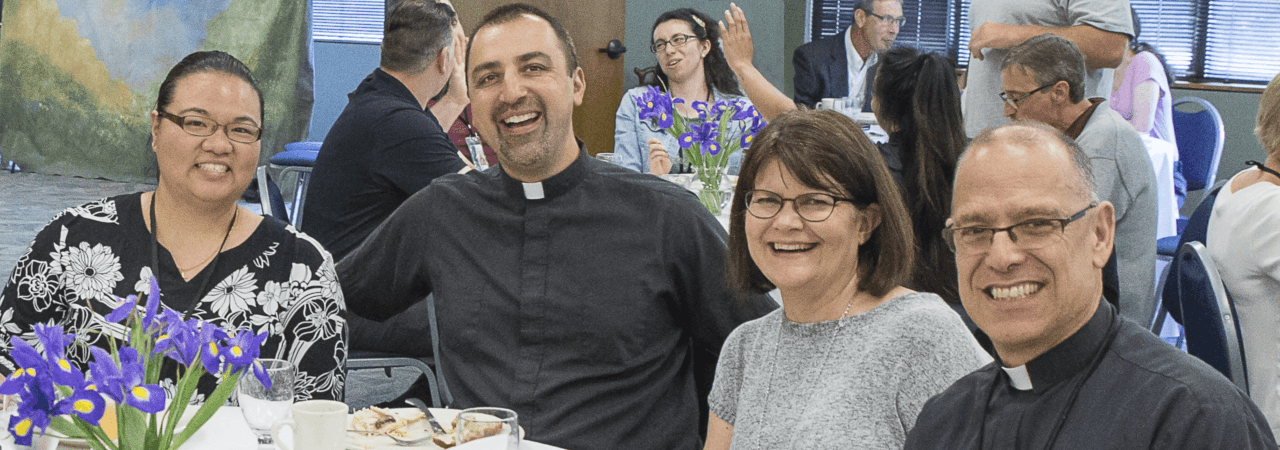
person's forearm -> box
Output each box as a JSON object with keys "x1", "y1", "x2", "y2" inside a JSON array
[
  {"x1": 429, "y1": 99, "x2": 468, "y2": 130},
  {"x1": 729, "y1": 62, "x2": 797, "y2": 122}
]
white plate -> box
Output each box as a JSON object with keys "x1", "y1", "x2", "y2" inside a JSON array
[{"x1": 346, "y1": 408, "x2": 457, "y2": 450}]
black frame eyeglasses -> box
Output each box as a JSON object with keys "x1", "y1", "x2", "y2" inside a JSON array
[
  {"x1": 999, "y1": 83, "x2": 1057, "y2": 109},
  {"x1": 651, "y1": 34, "x2": 699, "y2": 53},
  {"x1": 942, "y1": 202, "x2": 1098, "y2": 254},
  {"x1": 158, "y1": 110, "x2": 263, "y2": 144},
  {"x1": 744, "y1": 190, "x2": 857, "y2": 222},
  {"x1": 866, "y1": 11, "x2": 906, "y2": 27}
]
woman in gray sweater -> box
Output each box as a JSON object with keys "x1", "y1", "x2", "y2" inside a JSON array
[{"x1": 708, "y1": 110, "x2": 989, "y2": 449}]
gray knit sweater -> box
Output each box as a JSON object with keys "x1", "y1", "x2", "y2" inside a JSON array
[{"x1": 708, "y1": 292, "x2": 990, "y2": 449}]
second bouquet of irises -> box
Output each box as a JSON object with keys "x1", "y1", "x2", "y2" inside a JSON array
[
  {"x1": 636, "y1": 85, "x2": 766, "y2": 215},
  {"x1": 0, "y1": 277, "x2": 271, "y2": 450}
]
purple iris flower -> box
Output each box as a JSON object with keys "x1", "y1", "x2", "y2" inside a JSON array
[
  {"x1": 636, "y1": 86, "x2": 675, "y2": 129},
  {"x1": 223, "y1": 329, "x2": 267, "y2": 371},
  {"x1": 679, "y1": 122, "x2": 720, "y2": 154},
  {"x1": 0, "y1": 337, "x2": 50, "y2": 395},
  {"x1": 9, "y1": 401, "x2": 52, "y2": 446},
  {"x1": 740, "y1": 131, "x2": 757, "y2": 149},
  {"x1": 54, "y1": 388, "x2": 107, "y2": 426},
  {"x1": 198, "y1": 323, "x2": 230, "y2": 376},
  {"x1": 690, "y1": 101, "x2": 709, "y2": 120},
  {"x1": 104, "y1": 294, "x2": 138, "y2": 324},
  {"x1": 153, "y1": 314, "x2": 201, "y2": 367},
  {"x1": 33, "y1": 324, "x2": 84, "y2": 388},
  {"x1": 732, "y1": 103, "x2": 760, "y2": 121},
  {"x1": 704, "y1": 140, "x2": 723, "y2": 157},
  {"x1": 87, "y1": 347, "x2": 165, "y2": 413},
  {"x1": 141, "y1": 276, "x2": 162, "y2": 332}
]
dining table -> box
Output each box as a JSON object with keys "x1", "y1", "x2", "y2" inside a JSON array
[{"x1": 0, "y1": 406, "x2": 565, "y2": 450}]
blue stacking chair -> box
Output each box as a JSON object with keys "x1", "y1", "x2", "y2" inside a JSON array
[
  {"x1": 1157, "y1": 98, "x2": 1225, "y2": 257},
  {"x1": 1155, "y1": 241, "x2": 1248, "y2": 394},
  {"x1": 266, "y1": 141, "x2": 321, "y2": 228}
]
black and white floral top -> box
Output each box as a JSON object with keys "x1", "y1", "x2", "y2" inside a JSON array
[{"x1": 0, "y1": 193, "x2": 347, "y2": 402}]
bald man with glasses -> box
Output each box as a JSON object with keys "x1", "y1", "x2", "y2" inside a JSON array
[{"x1": 904, "y1": 122, "x2": 1275, "y2": 450}]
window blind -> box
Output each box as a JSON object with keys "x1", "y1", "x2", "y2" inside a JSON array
[
  {"x1": 313, "y1": 0, "x2": 385, "y2": 44},
  {"x1": 1203, "y1": 0, "x2": 1280, "y2": 83},
  {"x1": 811, "y1": 0, "x2": 1278, "y2": 83}
]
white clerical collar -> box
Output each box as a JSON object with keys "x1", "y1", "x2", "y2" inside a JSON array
[
  {"x1": 1001, "y1": 365, "x2": 1034, "y2": 391},
  {"x1": 522, "y1": 182, "x2": 545, "y2": 200}
]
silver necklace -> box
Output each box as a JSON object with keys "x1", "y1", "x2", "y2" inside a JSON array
[{"x1": 755, "y1": 296, "x2": 857, "y2": 449}]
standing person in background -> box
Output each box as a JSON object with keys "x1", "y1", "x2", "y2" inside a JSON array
[
  {"x1": 871, "y1": 47, "x2": 966, "y2": 305},
  {"x1": 1111, "y1": 6, "x2": 1185, "y2": 207},
  {"x1": 613, "y1": 8, "x2": 750, "y2": 176},
  {"x1": 1206, "y1": 72, "x2": 1280, "y2": 440},
  {"x1": 963, "y1": 0, "x2": 1132, "y2": 137},
  {"x1": 792, "y1": 0, "x2": 902, "y2": 112}
]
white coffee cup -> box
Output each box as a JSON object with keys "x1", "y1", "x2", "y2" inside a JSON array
[{"x1": 270, "y1": 399, "x2": 347, "y2": 450}]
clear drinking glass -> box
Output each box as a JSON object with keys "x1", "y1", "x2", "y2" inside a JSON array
[
  {"x1": 238, "y1": 358, "x2": 296, "y2": 446},
  {"x1": 455, "y1": 407, "x2": 520, "y2": 449}
]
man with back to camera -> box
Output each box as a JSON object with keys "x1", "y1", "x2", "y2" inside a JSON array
[
  {"x1": 302, "y1": 0, "x2": 470, "y2": 401},
  {"x1": 963, "y1": 0, "x2": 1132, "y2": 137},
  {"x1": 902, "y1": 122, "x2": 1276, "y2": 449},
  {"x1": 792, "y1": 0, "x2": 902, "y2": 112},
  {"x1": 997, "y1": 34, "x2": 1157, "y2": 325},
  {"x1": 335, "y1": 4, "x2": 778, "y2": 449}
]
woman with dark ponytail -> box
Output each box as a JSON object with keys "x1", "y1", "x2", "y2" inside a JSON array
[
  {"x1": 871, "y1": 47, "x2": 966, "y2": 304},
  {"x1": 613, "y1": 8, "x2": 752, "y2": 175}
]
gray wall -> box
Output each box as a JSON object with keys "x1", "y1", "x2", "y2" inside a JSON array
[
  {"x1": 1172, "y1": 88, "x2": 1265, "y2": 213},
  {"x1": 622, "y1": 0, "x2": 799, "y2": 94},
  {"x1": 309, "y1": 41, "x2": 381, "y2": 142}
]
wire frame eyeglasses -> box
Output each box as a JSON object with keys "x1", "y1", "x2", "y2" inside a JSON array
[
  {"x1": 158, "y1": 110, "x2": 262, "y2": 144},
  {"x1": 866, "y1": 11, "x2": 906, "y2": 27},
  {"x1": 942, "y1": 202, "x2": 1098, "y2": 254},
  {"x1": 651, "y1": 34, "x2": 698, "y2": 53},
  {"x1": 744, "y1": 190, "x2": 856, "y2": 222},
  {"x1": 999, "y1": 83, "x2": 1057, "y2": 110}
]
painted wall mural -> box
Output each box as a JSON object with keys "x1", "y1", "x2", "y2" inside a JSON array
[{"x1": 0, "y1": 0, "x2": 313, "y2": 182}]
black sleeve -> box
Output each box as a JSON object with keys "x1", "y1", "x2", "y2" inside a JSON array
[
  {"x1": 792, "y1": 46, "x2": 822, "y2": 109},
  {"x1": 0, "y1": 212, "x2": 78, "y2": 376},
  {"x1": 662, "y1": 194, "x2": 777, "y2": 425},
  {"x1": 336, "y1": 187, "x2": 438, "y2": 321}
]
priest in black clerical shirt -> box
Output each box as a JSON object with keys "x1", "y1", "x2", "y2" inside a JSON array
[{"x1": 904, "y1": 123, "x2": 1276, "y2": 449}]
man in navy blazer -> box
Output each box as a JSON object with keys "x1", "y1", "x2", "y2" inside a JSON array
[{"x1": 792, "y1": 0, "x2": 903, "y2": 112}]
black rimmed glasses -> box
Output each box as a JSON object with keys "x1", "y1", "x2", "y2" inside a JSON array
[
  {"x1": 866, "y1": 11, "x2": 906, "y2": 27},
  {"x1": 158, "y1": 110, "x2": 263, "y2": 144},
  {"x1": 942, "y1": 202, "x2": 1098, "y2": 254},
  {"x1": 651, "y1": 34, "x2": 698, "y2": 53},
  {"x1": 999, "y1": 83, "x2": 1057, "y2": 110},
  {"x1": 744, "y1": 190, "x2": 856, "y2": 222}
]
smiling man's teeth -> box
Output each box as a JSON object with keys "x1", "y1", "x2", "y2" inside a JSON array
[
  {"x1": 989, "y1": 283, "x2": 1041, "y2": 300},
  {"x1": 503, "y1": 113, "x2": 537, "y2": 124},
  {"x1": 198, "y1": 164, "x2": 228, "y2": 173}
]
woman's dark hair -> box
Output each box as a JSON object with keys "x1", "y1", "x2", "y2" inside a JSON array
[
  {"x1": 156, "y1": 51, "x2": 264, "y2": 122},
  {"x1": 873, "y1": 47, "x2": 963, "y2": 302},
  {"x1": 1129, "y1": 6, "x2": 1176, "y2": 88},
  {"x1": 727, "y1": 109, "x2": 913, "y2": 297},
  {"x1": 647, "y1": 8, "x2": 743, "y2": 97}
]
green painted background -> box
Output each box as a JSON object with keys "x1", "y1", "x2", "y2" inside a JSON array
[{"x1": 0, "y1": 0, "x2": 312, "y2": 182}]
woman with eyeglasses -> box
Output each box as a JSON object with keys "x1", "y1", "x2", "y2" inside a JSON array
[
  {"x1": 0, "y1": 51, "x2": 346, "y2": 401},
  {"x1": 613, "y1": 8, "x2": 751, "y2": 175},
  {"x1": 705, "y1": 110, "x2": 988, "y2": 449}
]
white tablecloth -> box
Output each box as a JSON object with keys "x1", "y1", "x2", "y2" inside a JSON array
[
  {"x1": 4, "y1": 407, "x2": 563, "y2": 450},
  {"x1": 1142, "y1": 135, "x2": 1180, "y2": 240}
]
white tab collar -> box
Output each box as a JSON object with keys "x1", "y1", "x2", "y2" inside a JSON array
[{"x1": 522, "y1": 182, "x2": 545, "y2": 200}]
